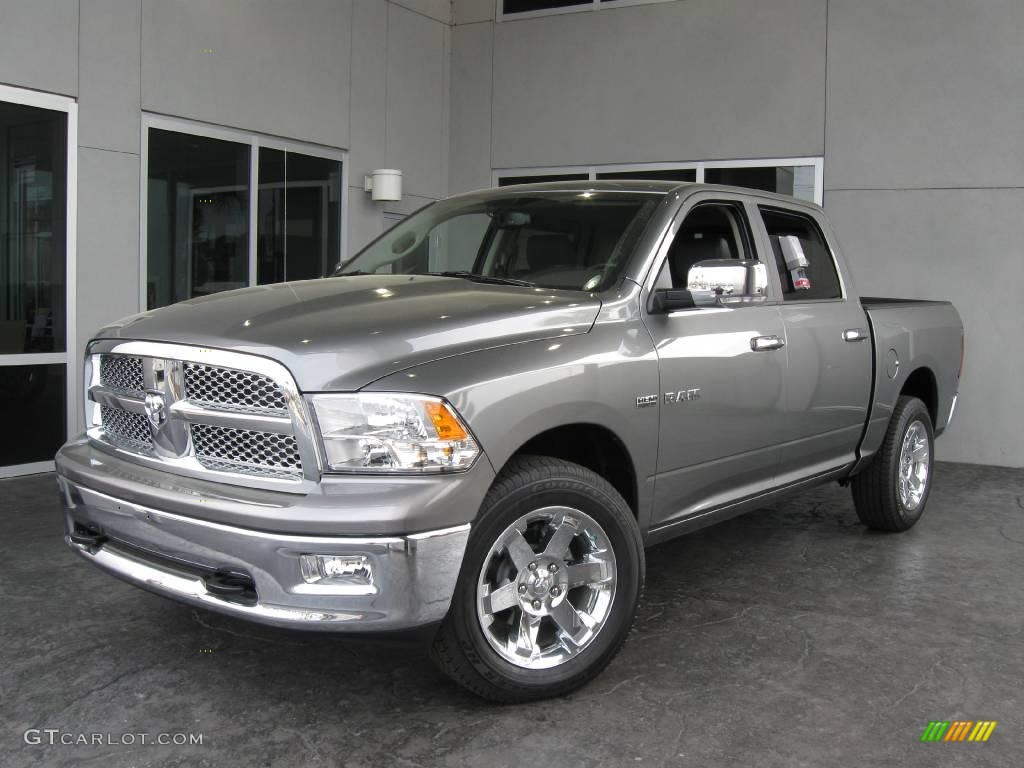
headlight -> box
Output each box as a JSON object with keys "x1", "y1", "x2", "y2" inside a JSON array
[{"x1": 311, "y1": 393, "x2": 480, "y2": 473}]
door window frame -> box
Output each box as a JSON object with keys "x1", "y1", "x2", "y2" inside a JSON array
[
  {"x1": 641, "y1": 193, "x2": 783, "y2": 317},
  {"x1": 0, "y1": 84, "x2": 77, "y2": 478},
  {"x1": 749, "y1": 200, "x2": 849, "y2": 304},
  {"x1": 140, "y1": 114, "x2": 349, "y2": 310}
]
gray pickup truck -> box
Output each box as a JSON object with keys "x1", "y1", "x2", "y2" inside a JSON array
[{"x1": 57, "y1": 181, "x2": 963, "y2": 701}]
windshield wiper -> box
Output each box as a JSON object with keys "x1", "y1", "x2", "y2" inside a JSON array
[
  {"x1": 333, "y1": 269, "x2": 371, "y2": 277},
  {"x1": 428, "y1": 271, "x2": 537, "y2": 287}
]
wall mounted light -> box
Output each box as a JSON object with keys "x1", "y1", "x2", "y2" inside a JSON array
[{"x1": 363, "y1": 169, "x2": 402, "y2": 202}]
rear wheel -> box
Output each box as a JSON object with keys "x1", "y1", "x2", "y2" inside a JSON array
[
  {"x1": 431, "y1": 455, "x2": 643, "y2": 702},
  {"x1": 851, "y1": 396, "x2": 935, "y2": 531}
]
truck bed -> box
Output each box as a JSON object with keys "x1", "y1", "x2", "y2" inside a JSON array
[{"x1": 855, "y1": 298, "x2": 962, "y2": 469}]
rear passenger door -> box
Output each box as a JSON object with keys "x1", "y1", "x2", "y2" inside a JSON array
[
  {"x1": 753, "y1": 204, "x2": 873, "y2": 481},
  {"x1": 643, "y1": 195, "x2": 788, "y2": 530}
]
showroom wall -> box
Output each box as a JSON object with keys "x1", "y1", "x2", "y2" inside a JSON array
[
  {"x1": 0, "y1": 0, "x2": 451, "y2": 431},
  {"x1": 450, "y1": 0, "x2": 1024, "y2": 468}
]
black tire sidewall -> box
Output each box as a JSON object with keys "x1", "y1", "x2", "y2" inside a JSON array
[
  {"x1": 450, "y1": 461, "x2": 643, "y2": 693},
  {"x1": 888, "y1": 399, "x2": 935, "y2": 526}
]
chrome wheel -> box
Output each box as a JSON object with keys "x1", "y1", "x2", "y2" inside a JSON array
[
  {"x1": 476, "y1": 505, "x2": 617, "y2": 670},
  {"x1": 898, "y1": 420, "x2": 930, "y2": 511}
]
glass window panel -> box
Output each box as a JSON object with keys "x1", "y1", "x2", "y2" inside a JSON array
[
  {"x1": 257, "y1": 148, "x2": 342, "y2": 284},
  {"x1": 0, "y1": 363, "x2": 65, "y2": 464},
  {"x1": 760, "y1": 207, "x2": 842, "y2": 301},
  {"x1": 498, "y1": 173, "x2": 589, "y2": 187},
  {"x1": 705, "y1": 165, "x2": 816, "y2": 202},
  {"x1": 0, "y1": 102, "x2": 67, "y2": 353},
  {"x1": 147, "y1": 129, "x2": 250, "y2": 309},
  {"x1": 595, "y1": 168, "x2": 696, "y2": 182},
  {"x1": 503, "y1": 0, "x2": 590, "y2": 14}
]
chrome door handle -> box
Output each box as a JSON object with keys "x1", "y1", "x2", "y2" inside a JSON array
[
  {"x1": 750, "y1": 335, "x2": 785, "y2": 352},
  {"x1": 843, "y1": 328, "x2": 868, "y2": 342}
]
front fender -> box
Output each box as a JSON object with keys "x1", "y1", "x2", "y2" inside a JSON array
[{"x1": 364, "y1": 320, "x2": 660, "y2": 532}]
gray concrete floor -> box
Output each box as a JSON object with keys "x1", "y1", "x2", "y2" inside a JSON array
[{"x1": 3, "y1": 462, "x2": 1022, "y2": 768}]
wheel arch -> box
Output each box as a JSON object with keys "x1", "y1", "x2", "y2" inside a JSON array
[
  {"x1": 900, "y1": 366, "x2": 938, "y2": 427},
  {"x1": 497, "y1": 422, "x2": 640, "y2": 518}
]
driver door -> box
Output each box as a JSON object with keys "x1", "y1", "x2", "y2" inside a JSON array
[{"x1": 643, "y1": 196, "x2": 788, "y2": 530}]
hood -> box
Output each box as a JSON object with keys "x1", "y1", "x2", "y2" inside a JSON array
[{"x1": 95, "y1": 275, "x2": 601, "y2": 391}]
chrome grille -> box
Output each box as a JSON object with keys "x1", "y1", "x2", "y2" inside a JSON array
[
  {"x1": 100, "y1": 355, "x2": 144, "y2": 394},
  {"x1": 184, "y1": 363, "x2": 288, "y2": 414},
  {"x1": 100, "y1": 405, "x2": 153, "y2": 454},
  {"x1": 87, "y1": 345, "x2": 315, "y2": 488},
  {"x1": 191, "y1": 424, "x2": 301, "y2": 477}
]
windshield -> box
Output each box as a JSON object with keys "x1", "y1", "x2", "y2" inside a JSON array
[{"x1": 336, "y1": 190, "x2": 659, "y2": 292}]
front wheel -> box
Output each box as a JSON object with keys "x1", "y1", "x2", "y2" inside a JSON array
[
  {"x1": 431, "y1": 455, "x2": 644, "y2": 702},
  {"x1": 851, "y1": 395, "x2": 935, "y2": 531}
]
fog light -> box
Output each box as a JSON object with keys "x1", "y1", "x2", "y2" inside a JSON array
[{"x1": 299, "y1": 554, "x2": 373, "y2": 588}]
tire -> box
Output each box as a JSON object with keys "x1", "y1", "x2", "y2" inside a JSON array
[
  {"x1": 851, "y1": 396, "x2": 935, "y2": 532},
  {"x1": 431, "y1": 455, "x2": 644, "y2": 703}
]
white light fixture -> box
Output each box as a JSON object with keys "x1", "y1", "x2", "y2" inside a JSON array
[{"x1": 363, "y1": 169, "x2": 402, "y2": 202}]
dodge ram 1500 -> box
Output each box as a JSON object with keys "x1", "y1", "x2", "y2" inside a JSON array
[{"x1": 57, "y1": 181, "x2": 963, "y2": 701}]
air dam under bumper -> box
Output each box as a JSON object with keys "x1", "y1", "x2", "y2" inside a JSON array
[{"x1": 58, "y1": 478, "x2": 471, "y2": 631}]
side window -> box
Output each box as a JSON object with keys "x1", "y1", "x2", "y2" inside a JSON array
[
  {"x1": 760, "y1": 207, "x2": 842, "y2": 301},
  {"x1": 654, "y1": 202, "x2": 756, "y2": 290}
]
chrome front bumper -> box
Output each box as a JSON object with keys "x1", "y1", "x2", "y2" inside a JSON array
[{"x1": 58, "y1": 477, "x2": 471, "y2": 632}]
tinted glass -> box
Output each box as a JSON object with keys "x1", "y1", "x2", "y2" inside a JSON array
[
  {"x1": 257, "y1": 148, "x2": 342, "y2": 284},
  {"x1": 760, "y1": 207, "x2": 842, "y2": 301},
  {"x1": 338, "y1": 191, "x2": 660, "y2": 292},
  {"x1": 596, "y1": 169, "x2": 696, "y2": 183},
  {"x1": 0, "y1": 102, "x2": 67, "y2": 353},
  {"x1": 147, "y1": 129, "x2": 250, "y2": 309},
  {"x1": 0, "y1": 363, "x2": 65, "y2": 465},
  {"x1": 705, "y1": 165, "x2": 816, "y2": 202},
  {"x1": 498, "y1": 173, "x2": 590, "y2": 187},
  {"x1": 503, "y1": 0, "x2": 589, "y2": 13}
]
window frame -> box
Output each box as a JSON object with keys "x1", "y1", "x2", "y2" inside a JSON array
[
  {"x1": 753, "y1": 202, "x2": 847, "y2": 304},
  {"x1": 497, "y1": 0, "x2": 677, "y2": 23},
  {"x1": 493, "y1": 157, "x2": 824, "y2": 205},
  {"x1": 643, "y1": 194, "x2": 781, "y2": 316},
  {"x1": 140, "y1": 114, "x2": 349, "y2": 310},
  {"x1": 0, "y1": 83, "x2": 78, "y2": 478}
]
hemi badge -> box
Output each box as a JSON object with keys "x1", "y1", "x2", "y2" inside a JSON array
[{"x1": 636, "y1": 394, "x2": 658, "y2": 408}]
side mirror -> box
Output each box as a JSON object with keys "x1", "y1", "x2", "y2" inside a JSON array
[
  {"x1": 686, "y1": 259, "x2": 768, "y2": 305},
  {"x1": 649, "y1": 288, "x2": 697, "y2": 314}
]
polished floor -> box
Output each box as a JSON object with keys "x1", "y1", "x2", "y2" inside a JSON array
[{"x1": 3, "y1": 462, "x2": 1021, "y2": 767}]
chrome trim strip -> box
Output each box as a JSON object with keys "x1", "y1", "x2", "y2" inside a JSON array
[
  {"x1": 170, "y1": 400, "x2": 294, "y2": 434},
  {"x1": 89, "y1": 384, "x2": 146, "y2": 414},
  {"x1": 69, "y1": 541, "x2": 367, "y2": 625}
]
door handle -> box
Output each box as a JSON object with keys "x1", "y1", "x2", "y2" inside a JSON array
[
  {"x1": 750, "y1": 335, "x2": 785, "y2": 352},
  {"x1": 843, "y1": 328, "x2": 868, "y2": 342}
]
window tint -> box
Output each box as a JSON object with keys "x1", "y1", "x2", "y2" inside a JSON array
[
  {"x1": 705, "y1": 166, "x2": 816, "y2": 203},
  {"x1": 595, "y1": 169, "x2": 696, "y2": 183},
  {"x1": 0, "y1": 101, "x2": 67, "y2": 354},
  {"x1": 498, "y1": 173, "x2": 589, "y2": 187},
  {"x1": 257, "y1": 148, "x2": 342, "y2": 284},
  {"x1": 656, "y1": 203, "x2": 755, "y2": 290},
  {"x1": 503, "y1": 0, "x2": 589, "y2": 14},
  {"x1": 147, "y1": 129, "x2": 250, "y2": 309},
  {"x1": 760, "y1": 207, "x2": 842, "y2": 301}
]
